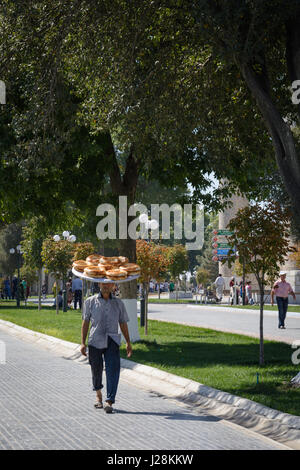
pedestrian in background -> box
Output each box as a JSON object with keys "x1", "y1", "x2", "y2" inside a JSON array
[
  {"x1": 4, "y1": 277, "x2": 11, "y2": 300},
  {"x1": 271, "y1": 271, "x2": 296, "y2": 329},
  {"x1": 53, "y1": 290, "x2": 63, "y2": 309},
  {"x1": 72, "y1": 276, "x2": 83, "y2": 310},
  {"x1": 214, "y1": 274, "x2": 225, "y2": 301},
  {"x1": 229, "y1": 277, "x2": 235, "y2": 305},
  {"x1": 12, "y1": 276, "x2": 17, "y2": 299},
  {"x1": 246, "y1": 281, "x2": 253, "y2": 305},
  {"x1": 42, "y1": 283, "x2": 47, "y2": 300},
  {"x1": 66, "y1": 277, "x2": 73, "y2": 307}
]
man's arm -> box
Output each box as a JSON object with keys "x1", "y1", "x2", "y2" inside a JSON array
[
  {"x1": 289, "y1": 285, "x2": 296, "y2": 300},
  {"x1": 271, "y1": 289, "x2": 275, "y2": 306},
  {"x1": 119, "y1": 322, "x2": 132, "y2": 358},
  {"x1": 81, "y1": 320, "x2": 90, "y2": 356}
]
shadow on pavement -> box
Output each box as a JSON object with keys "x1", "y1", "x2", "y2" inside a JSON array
[{"x1": 115, "y1": 409, "x2": 220, "y2": 421}]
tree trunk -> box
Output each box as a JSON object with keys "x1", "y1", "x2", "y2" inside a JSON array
[
  {"x1": 240, "y1": 56, "x2": 300, "y2": 220},
  {"x1": 38, "y1": 268, "x2": 42, "y2": 311},
  {"x1": 105, "y1": 131, "x2": 141, "y2": 341},
  {"x1": 55, "y1": 277, "x2": 59, "y2": 315},
  {"x1": 259, "y1": 286, "x2": 264, "y2": 366},
  {"x1": 158, "y1": 283, "x2": 160, "y2": 299},
  {"x1": 144, "y1": 283, "x2": 149, "y2": 336}
]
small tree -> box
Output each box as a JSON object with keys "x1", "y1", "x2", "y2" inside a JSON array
[
  {"x1": 195, "y1": 267, "x2": 210, "y2": 288},
  {"x1": 226, "y1": 202, "x2": 292, "y2": 366},
  {"x1": 41, "y1": 238, "x2": 75, "y2": 314},
  {"x1": 136, "y1": 240, "x2": 169, "y2": 335},
  {"x1": 167, "y1": 244, "x2": 189, "y2": 300}
]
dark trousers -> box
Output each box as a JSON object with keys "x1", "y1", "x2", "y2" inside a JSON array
[
  {"x1": 74, "y1": 290, "x2": 82, "y2": 309},
  {"x1": 276, "y1": 297, "x2": 288, "y2": 327},
  {"x1": 4, "y1": 288, "x2": 11, "y2": 300},
  {"x1": 88, "y1": 337, "x2": 121, "y2": 404}
]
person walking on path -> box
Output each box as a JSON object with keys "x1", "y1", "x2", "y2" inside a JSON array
[
  {"x1": 72, "y1": 276, "x2": 83, "y2": 310},
  {"x1": 245, "y1": 281, "x2": 253, "y2": 305},
  {"x1": 12, "y1": 276, "x2": 17, "y2": 299},
  {"x1": 214, "y1": 274, "x2": 225, "y2": 301},
  {"x1": 42, "y1": 283, "x2": 47, "y2": 300},
  {"x1": 66, "y1": 277, "x2": 73, "y2": 307},
  {"x1": 80, "y1": 282, "x2": 132, "y2": 414},
  {"x1": 4, "y1": 277, "x2": 11, "y2": 300},
  {"x1": 271, "y1": 271, "x2": 296, "y2": 329}
]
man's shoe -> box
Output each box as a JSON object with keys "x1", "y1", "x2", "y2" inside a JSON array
[
  {"x1": 94, "y1": 402, "x2": 103, "y2": 409},
  {"x1": 104, "y1": 404, "x2": 113, "y2": 414}
]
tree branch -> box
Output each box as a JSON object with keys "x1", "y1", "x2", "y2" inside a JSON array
[{"x1": 240, "y1": 60, "x2": 300, "y2": 213}]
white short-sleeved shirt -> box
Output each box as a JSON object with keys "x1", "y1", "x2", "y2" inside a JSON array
[{"x1": 82, "y1": 293, "x2": 129, "y2": 349}]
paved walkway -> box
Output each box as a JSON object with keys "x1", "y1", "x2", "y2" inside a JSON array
[
  {"x1": 144, "y1": 303, "x2": 300, "y2": 344},
  {"x1": 0, "y1": 330, "x2": 287, "y2": 450}
]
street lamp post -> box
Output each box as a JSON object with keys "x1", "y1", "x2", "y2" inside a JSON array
[
  {"x1": 138, "y1": 214, "x2": 159, "y2": 332},
  {"x1": 9, "y1": 245, "x2": 22, "y2": 308},
  {"x1": 53, "y1": 231, "x2": 76, "y2": 312}
]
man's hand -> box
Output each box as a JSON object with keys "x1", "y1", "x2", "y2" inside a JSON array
[
  {"x1": 126, "y1": 342, "x2": 132, "y2": 358},
  {"x1": 80, "y1": 344, "x2": 87, "y2": 356}
]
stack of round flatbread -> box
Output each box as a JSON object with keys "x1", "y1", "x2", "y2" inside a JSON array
[{"x1": 72, "y1": 254, "x2": 140, "y2": 280}]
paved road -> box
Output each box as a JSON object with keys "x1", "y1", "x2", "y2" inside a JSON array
[
  {"x1": 0, "y1": 330, "x2": 287, "y2": 450},
  {"x1": 144, "y1": 304, "x2": 300, "y2": 345}
]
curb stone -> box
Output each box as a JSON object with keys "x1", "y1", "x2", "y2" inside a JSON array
[{"x1": 0, "y1": 319, "x2": 299, "y2": 449}]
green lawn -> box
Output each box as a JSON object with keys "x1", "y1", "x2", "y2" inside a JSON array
[{"x1": 0, "y1": 303, "x2": 299, "y2": 415}]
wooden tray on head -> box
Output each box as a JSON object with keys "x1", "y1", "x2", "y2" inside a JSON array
[{"x1": 72, "y1": 268, "x2": 140, "y2": 284}]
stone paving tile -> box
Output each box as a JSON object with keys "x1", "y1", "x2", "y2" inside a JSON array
[{"x1": 0, "y1": 330, "x2": 287, "y2": 450}]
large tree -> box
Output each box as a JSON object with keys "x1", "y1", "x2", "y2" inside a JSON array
[{"x1": 2, "y1": 0, "x2": 297, "y2": 277}]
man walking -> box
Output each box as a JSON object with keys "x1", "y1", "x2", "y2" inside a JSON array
[
  {"x1": 214, "y1": 274, "x2": 225, "y2": 301},
  {"x1": 271, "y1": 271, "x2": 296, "y2": 329},
  {"x1": 80, "y1": 282, "x2": 132, "y2": 413},
  {"x1": 4, "y1": 277, "x2": 11, "y2": 300},
  {"x1": 72, "y1": 276, "x2": 83, "y2": 310}
]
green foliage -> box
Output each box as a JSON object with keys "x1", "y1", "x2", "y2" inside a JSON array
[
  {"x1": 0, "y1": 224, "x2": 23, "y2": 276},
  {"x1": 136, "y1": 240, "x2": 170, "y2": 283},
  {"x1": 72, "y1": 242, "x2": 96, "y2": 261},
  {"x1": 167, "y1": 244, "x2": 189, "y2": 280},
  {"x1": 19, "y1": 264, "x2": 38, "y2": 285},
  {"x1": 2, "y1": 0, "x2": 300, "y2": 245},
  {"x1": 226, "y1": 202, "x2": 292, "y2": 289},
  {"x1": 0, "y1": 0, "x2": 275, "y2": 228},
  {"x1": 41, "y1": 237, "x2": 74, "y2": 280},
  {"x1": 195, "y1": 213, "x2": 219, "y2": 282},
  {"x1": 21, "y1": 217, "x2": 49, "y2": 270},
  {"x1": 195, "y1": 267, "x2": 210, "y2": 286}
]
